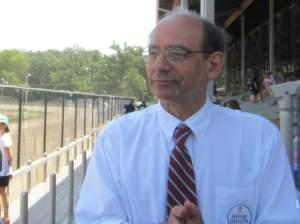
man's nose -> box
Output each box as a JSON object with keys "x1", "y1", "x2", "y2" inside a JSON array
[{"x1": 152, "y1": 52, "x2": 172, "y2": 71}]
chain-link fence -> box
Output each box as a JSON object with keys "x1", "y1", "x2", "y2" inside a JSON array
[{"x1": 0, "y1": 84, "x2": 131, "y2": 170}]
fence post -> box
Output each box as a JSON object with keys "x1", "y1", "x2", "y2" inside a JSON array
[
  {"x1": 278, "y1": 94, "x2": 294, "y2": 166},
  {"x1": 82, "y1": 150, "x2": 87, "y2": 183},
  {"x1": 87, "y1": 135, "x2": 90, "y2": 150},
  {"x1": 73, "y1": 139, "x2": 78, "y2": 161},
  {"x1": 43, "y1": 152, "x2": 48, "y2": 182},
  {"x1": 81, "y1": 135, "x2": 84, "y2": 152},
  {"x1": 49, "y1": 173, "x2": 56, "y2": 224},
  {"x1": 66, "y1": 138, "x2": 70, "y2": 166},
  {"x1": 92, "y1": 132, "x2": 96, "y2": 150},
  {"x1": 68, "y1": 160, "x2": 74, "y2": 218},
  {"x1": 17, "y1": 88, "x2": 23, "y2": 168},
  {"x1": 55, "y1": 147, "x2": 60, "y2": 173},
  {"x1": 26, "y1": 160, "x2": 32, "y2": 193},
  {"x1": 20, "y1": 192, "x2": 28, "y2": 224}
]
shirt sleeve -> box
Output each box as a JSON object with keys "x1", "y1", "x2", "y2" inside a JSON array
[
  {"x1": 3, "y1": 134, "x2": 12, "y2": 148},
  {"x1": 256, "y1": 126, "x2": 300, "y2": 223},
  {"x1": 75, "y1": 130, "x2": 129, "y2": 224}
]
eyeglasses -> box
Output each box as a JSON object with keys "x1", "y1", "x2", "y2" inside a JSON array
[{"x1": 146, "y1": 46, "x2": 211, "y2": 63}]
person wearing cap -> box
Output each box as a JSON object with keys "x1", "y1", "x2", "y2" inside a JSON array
[{"x1": 0, "y1": 114, "x2": 12, "y2": 224}]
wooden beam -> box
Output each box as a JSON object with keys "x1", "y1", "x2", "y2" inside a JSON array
[
  {"x1": 224, "y1": 0, "x2": 255, "y2": 28},
  {"x1": 158, "y1": 7, "x2": 171, "y2": 13}
]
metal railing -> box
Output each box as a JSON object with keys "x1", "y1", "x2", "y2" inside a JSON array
[
  {"x1": 0, "y1": 84, "x2": 131, "y2": 169},
  {"x1": 271, "y1": 81, "x2": 300, "y2": 188},
  {"x1": 0, "y1": 84, "x2": 133, "y2": 223},
  {"x1": 13, "y1": 130, "x2": 96, "y2": 224}
]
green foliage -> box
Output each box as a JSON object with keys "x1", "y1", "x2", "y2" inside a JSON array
[
  {"x1": 0, "y1": 50, "x2": 30, "y2": 85},
  {"x1": 0, "y1": 44, "x2": 152, "y2": 100}
]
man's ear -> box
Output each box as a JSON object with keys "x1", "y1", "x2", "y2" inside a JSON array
[{"x1": 206, "y1": 51, "x2": 225, "y2": 81}]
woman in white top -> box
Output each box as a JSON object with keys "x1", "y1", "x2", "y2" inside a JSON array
[{"x1": 0, "y1": 114, "x2": 12, "y2": 224}]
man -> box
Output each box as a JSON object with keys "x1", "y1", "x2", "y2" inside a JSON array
[
  {"x1": 124, "y1": 99, "x2": 136, "y2": 113},
  {"x1": 76, "y1": 8, "x2": 299, "y2": 223}
]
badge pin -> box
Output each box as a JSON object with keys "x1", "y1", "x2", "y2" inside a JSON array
[{"x1": 227, "y1": 204, "x2": 252, "y2": 224}]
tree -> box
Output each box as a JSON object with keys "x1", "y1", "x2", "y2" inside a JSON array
[
  {"x1": 0, "y1": 44, "x2": 154, "y2": 100},
  {"x1": 0, "y1": 50, "x2": 30, "y2": 85}
]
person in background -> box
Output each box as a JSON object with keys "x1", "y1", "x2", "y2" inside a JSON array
[
  {"x1": 76, "y1": 8, "x2": 299, "y2": 224},
  {"x1": 0, "y1": 114, "x2": 12, "y2": 224},
  {"x1": 223, "y1": 99, "x2": 241, "y2": 110},
  {"x1": 137, "y1": 100, "x2": 147, "y2": 110},
  {"x1": 250, "y1": 70, "x2": 262, "y2": 102},
  {"x1": 262, "y1": 72, "x2": 273, "y2": 98},
  {"x1": 124, "y1": 99, "x2": 136, "y2": 114}
]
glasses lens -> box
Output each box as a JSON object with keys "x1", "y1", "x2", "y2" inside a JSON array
[
  {"x1": 166, "y1": 47, "x2": 188, "y2": 62},
  {"x1": 146, "y1": 47, "x2": 159, "y2": 59}
]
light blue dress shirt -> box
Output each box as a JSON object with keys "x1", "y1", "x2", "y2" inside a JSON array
[{"x1": 76, "y1": 99, "x2": 300, "y2": 224}]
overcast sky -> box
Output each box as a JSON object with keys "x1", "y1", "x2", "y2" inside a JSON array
[{"x1": 0, "y1": 0, "x2": 157, "y2": 54}]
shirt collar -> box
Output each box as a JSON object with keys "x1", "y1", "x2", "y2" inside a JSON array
[{"x1": 157, "y1": 98, "x2": 213, "y2": 143}]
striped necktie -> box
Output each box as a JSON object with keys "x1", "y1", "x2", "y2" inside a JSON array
[{"x1": 166, "y1": 125, "x2": 198, "y2": 216}]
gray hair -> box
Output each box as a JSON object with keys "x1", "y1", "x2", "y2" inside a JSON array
[{"x1": 157, "y1": 7, "x2": 226, "y2": 54}]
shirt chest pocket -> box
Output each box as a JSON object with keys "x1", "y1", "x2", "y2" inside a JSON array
[{"x1": 215, "y1": 186, "x2": 257, "y2": 224}]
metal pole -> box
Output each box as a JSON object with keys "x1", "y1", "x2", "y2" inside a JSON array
[
  {"x1": 74, "y1": 95, "x2": 78, "y2": 159},
  {"x1": 61, "y1": 93, "x2": 65, "y2": 147},
  {"x1": 111, "y1": 97, "x2": 114, "y2": 118},
  {"x1": 55, "y1": 148, "x2": 60, "y2": 173},
  {"x1": 269, "y1": 0, "x2": 275, "y2": 72},
  {"x1": 241, "y1": 15, "x2": 246, "y2": 95},
  {"x1": 97, "y1": 97, "x2": 100, "y2": 127},
  {"x1": 49, "y1": 173, "x2": 56, "y2": 224},
  {"x1": 84, "y1": 96, "x2": 87, "y2": 135},
  {"x1": 91, "y1": 96, "x2": 94, "y2": 130},
  {"x1": 74, "y1": 94, "x2": 78, "y2": 139},
  {"x1": 107, "y1": 97, "x2": 110, "y2": 120},
  {"x1": 20, "y1": 192, "x2": 28, "y2": 224},
  {"x1": 278, "y1": 95, "x2": 293, "y2": 167},
  {"x1": 68, "y1": 160, "x2": 74, "y2": 218},
  {"x1": 26, "y1": 160, "x2": 32, "y2": 193},
  {"x1": 102, "y1": 96, "x2": 105, "y2": 124},
  {"x1": 43, "y1": 91, "x2": 48, "y2": 153},
  {"x1": 110, "y1": 97, "x2": 113, "y2": 120},
  {"x1": 43, "y1": 152, "x2": 48, "y2": 182},
  {"x1": 82, "y1": 150, "x2": 87, "y2": 183},
  {"x1": 17, "y1": 88, "x2": 23, "y2": 168},
  {"x1": 66, "y1": 140, "x2": 70, "y2": 166}
]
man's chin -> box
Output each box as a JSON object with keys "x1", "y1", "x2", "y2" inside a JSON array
[{"x1": 154, "y1": 91, "x2": 178, "y2": 102}]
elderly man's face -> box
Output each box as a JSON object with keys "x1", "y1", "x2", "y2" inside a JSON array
[{"x1": 146, "y1": 16, "x2": 210, "y2": 104}]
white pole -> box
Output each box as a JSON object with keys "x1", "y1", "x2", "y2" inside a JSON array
[
  {"x1": 181, "y1": 0, "x2": 188, "y2": 9},
  {"x1": 278, "y1": 95, "x2": 294, "y2": 167},
  {"x1": 49, "y1": 173, "x2": 56, "y2": 224},
  {"x1": 20, "y1": 192, "x2": 29, "y2": 224},
  {"x1": 68, "y1": 160, "x2": 74, "y2": 218},
  {"x1": 200, "y1": 0, "x2": 215, "y2": 21}
]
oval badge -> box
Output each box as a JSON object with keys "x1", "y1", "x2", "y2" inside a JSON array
[{"x1": 227, "y1": 204, "x2": 252, "y2": 224}]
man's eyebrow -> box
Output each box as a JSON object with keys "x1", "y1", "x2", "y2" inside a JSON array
[
  {"x1": 148, "y1": 45, "x2": 157, "y2": 49},
  {"x1": 148, "y1": 44, "x2": 190, "y2": 49}
]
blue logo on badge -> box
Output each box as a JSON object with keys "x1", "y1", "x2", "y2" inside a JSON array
[{"x1": 227, "y1": 204, "x2": 252, "y2": 224}]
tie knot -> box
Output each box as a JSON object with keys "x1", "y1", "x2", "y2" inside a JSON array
[{"x1": 174, "y1": 125, "x2": 191, "y2": 145}]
